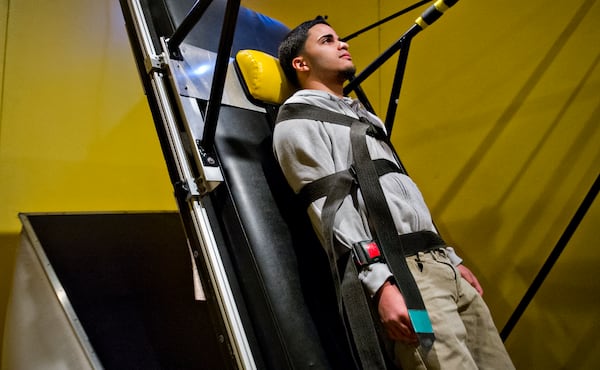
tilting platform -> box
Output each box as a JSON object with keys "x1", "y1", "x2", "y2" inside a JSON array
[{"x1": 118, "y1": 0, "x2": 354, "y2": 368}]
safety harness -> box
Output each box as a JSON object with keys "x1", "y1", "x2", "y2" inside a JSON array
[{"x1": 276, "y1": 103, "x2": 446, "y2": 369}]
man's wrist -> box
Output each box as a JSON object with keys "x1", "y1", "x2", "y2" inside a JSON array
[
  {"x1": 358, "y1": 262, "x2": 393, "y2": 297},
  {"x1": 374, "y1": 279, "x2": 393, "y2": 305}
]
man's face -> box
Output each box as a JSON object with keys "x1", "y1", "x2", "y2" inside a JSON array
[{"x1": 299, "y1": 23, "x2": 356, "y2": 82}]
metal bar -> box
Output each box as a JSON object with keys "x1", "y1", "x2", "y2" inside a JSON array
[
  {"x1": 343, "y1": 24, "x2": 422, "y2": 97},
  {"x1": 341, "y1": 0, "x2": 431, "y2": 41},
  {"x1": 383, "y1": 37, "x2": 412, "y2": 135},
  {"x1": 201, "y1": 0, "x2": 240, "y2": 149},
  {"x1": 149, "y1": 61, "x2": 255, "y2": 370},
  {"x1": 500, "y1": 173, "x2": 600, "y2": 341},
  {"x1": 125, "y1": 1, "x2": 256, "y2": 368},
  {"x1": 168, "y1": 0, "x2": 213, "y2": 58},
  {"x1": 348, "y1": 76, "x2": 376, "y2": 114}
]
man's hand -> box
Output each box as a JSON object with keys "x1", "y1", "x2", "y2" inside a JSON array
[
  {"x1": 456, "y1": 264, "x2": 484, "y2": 296},
  {"x1": 376, "y1": 281, "x2": 418, "y2": 345}
]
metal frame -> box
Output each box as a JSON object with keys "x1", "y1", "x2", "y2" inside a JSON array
[{"x1": 122, "y1": 1, "x2": 255, "y2": 368}]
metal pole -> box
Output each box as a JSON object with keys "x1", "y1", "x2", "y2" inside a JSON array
[
  {"x1": 343, "y1": 24, "x2": 422, "y2": 97},
  {"x1": 384, "y1": 37, "x2": 412, "y2": 135},
  {"x1": 201, "y1": 0, "x2": 240, "y2": 149},
  {"x1": 500, "y1": 173, "x2": 600, "y2": 341},
  {"x1": 341, "y1": 0, "x2": 431, "y2": 42},
  {"x1": 168, "y1": 0, "x2": 213, "y2": 58}
]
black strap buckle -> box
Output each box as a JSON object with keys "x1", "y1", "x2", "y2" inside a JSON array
[{"x1": 352, "y1": 240, "x2": 385, "y2": 267}]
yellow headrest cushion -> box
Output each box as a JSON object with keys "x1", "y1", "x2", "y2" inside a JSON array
[{"x1": 235, "y1": 49, "x2": 296, "y2": 106}]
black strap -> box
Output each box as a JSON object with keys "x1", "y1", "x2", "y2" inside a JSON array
[
  {"x1": 350, "y1": 119, "x2": 435, "y2": 350},
  {"x1": 298, "y1": 158, "x2": 401, "y2": 210},
  {"x1": 319, "y1": 169, "x2": 388, "y2": 369},
  {"x1": 341, "y1": 257, "x2": 388, "y2": 369},
  {"x1": 278, "y1": 103, "x2": 411, "y2": 176},
  {"x1": 320, "y1": 170, "x2": 355, "y2": 311},
  {"x1": 277, "y1": 103, "x2": 388, "y2": 140}
]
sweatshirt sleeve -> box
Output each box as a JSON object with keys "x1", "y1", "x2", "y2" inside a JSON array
[
  {"x1": 272, "y1": 118, "x2": 334, "y2": 193},
  {"x1": 273, "y1": 117, "x2": 392, "y2": 296}
]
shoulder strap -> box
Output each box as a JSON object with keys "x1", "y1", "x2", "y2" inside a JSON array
[{"x1": 277, "y1": 103, "x2": 387, "y2": 140}]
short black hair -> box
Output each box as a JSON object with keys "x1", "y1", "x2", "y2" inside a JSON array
[{"x1": 278, "y1": 17, "x2": 329, "y2": 87}]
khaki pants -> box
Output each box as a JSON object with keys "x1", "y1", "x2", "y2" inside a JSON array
[{"x1": 387, "y1": 249, "x2": 515, "y2": 370}]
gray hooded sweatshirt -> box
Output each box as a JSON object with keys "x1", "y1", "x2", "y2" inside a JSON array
[{"x1": 273, "y1": 89, "x2": 460, "y2": 296}]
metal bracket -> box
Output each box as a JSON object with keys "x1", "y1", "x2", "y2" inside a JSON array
[
  {"x1": 154, "y1": 36, "x2": 225, "y2": 196},
  {"x1": 174, "y1": 178, "x2": 201, "y2": 201},
  {"x1": 144, "y1": 53, "x2": 166, "y2": 74},
  {"x1": 195, "y1": 142, "x2": 223, "y2": 195}
]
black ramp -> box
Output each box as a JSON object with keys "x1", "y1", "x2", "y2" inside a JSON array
[{"x1": 22, "y1": 212, "x2": 227, "y2": 370}]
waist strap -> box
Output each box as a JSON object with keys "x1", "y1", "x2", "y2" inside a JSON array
[{"x1": 398, "y1": 230, "x2": 446, "y2": 256}]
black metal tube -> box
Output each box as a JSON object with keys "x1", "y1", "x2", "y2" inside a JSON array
[
  {"x1": 201, "y1": 0, "x2": 240, "y2": 149},
  {"x1": 384, "y1": 38, "x2": 412, "y2": 135},
  {"x1": 349, "y1": 76, "x2": 376, "y2": 114},
  {"x1": 343, "y1": 24, "x2": 422, "y2": 97},
  {"x1": 168, "y1": 0, "x2": 213, "y2": 58},
  {"x1": 341, "y1": 0, "x2": 431, "y2": 42},
  {"x1": 500, "y1": 173, "x2": 600, "y2": 341}
]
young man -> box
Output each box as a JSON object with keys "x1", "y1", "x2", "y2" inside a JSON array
[{"x1": 273, "y1": 18, "x2": 514, "y2": 369}]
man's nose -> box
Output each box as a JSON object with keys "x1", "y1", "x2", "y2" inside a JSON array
[{"x1": 339, "y1": 40, "x2": 349, "y2": 50}]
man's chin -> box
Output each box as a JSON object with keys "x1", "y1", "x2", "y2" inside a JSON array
[{"x1": 341, "y1": 66, "x2": 357, "y2": 80}]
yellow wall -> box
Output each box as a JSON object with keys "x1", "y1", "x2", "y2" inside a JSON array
[
  {"x1": 0, "y1": 0, "x2": 177, "y2": 361},
  {"x1": 1, "y1": 0, "x2": 598, "y2": 367}
]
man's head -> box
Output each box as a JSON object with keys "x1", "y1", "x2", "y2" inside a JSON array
[{"x1": 278, "y1": 17, "x2": 355, "y2": 91}]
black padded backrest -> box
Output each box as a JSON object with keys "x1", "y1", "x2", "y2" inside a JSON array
[{"x1": 211, "y1": 106, "x2": 344, "y2": 369}]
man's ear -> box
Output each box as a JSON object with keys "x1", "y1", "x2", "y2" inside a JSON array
[{"x1": 292, "y1": 56, "x2": 309, "y2": 71}]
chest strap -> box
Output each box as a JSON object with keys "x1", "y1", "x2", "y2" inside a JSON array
[{"x1": 298, "y1": 158, "x2": 401, "y2": 210}]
